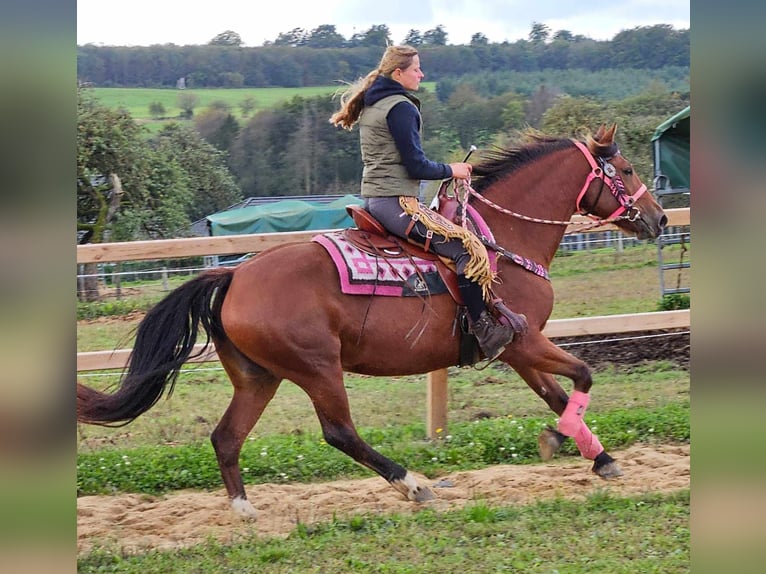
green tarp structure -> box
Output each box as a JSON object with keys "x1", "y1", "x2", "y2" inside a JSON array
[
  {"x1": 207, "y1": 194, "x2": 364, "y2": 236},
  {"x1": 652, "y1": 106, "x2": 690, "y2": 192}
]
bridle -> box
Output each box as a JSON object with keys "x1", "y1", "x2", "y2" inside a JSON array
[
  {"x1": 459, "y1": 139, "x2": 648, "y2": 230},
  {"x1": 571, "y1": 139, "x2": 647, "y2": 223}
]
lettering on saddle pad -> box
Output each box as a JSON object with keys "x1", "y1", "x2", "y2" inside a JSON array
[{"x1": 312, "y1": 231, "x2": 448, "y2": 297}]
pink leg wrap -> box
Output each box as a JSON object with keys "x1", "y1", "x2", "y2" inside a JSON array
[
  {"x1": 558, "y1": 390, "x2": 590, "y2": 436},
  {"x1": 573, "y1": 422, "x2": 603, "y2": 460}
]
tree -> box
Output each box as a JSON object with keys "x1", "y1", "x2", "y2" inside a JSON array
[
  {"x1": 113, "y1": 149, "x2": 192, "y2": 241},
  {"x1": 306, "y1": 25, "x2": 346, "y2": 48},
  {"x1": 220, "y1": 72, "x2": 245, "y2": 88},
  {"x1": 207, "y1": 99, "x2": 232, "y2": 112},
  {"x1": 194, "y1": 108, "x2": 240, "y2": 152},
  {"x1": 524, "y1": 84, "x2": 559, "y2": 127},
  {"x1": 540, "y1": 95, "x2": 606, "y2": 138},
  {"x1": 402, "y1": 29, "x2": 423, "y2": 46},
  {"x1": 78, "y1": 89, "x2": 151, "y2": 300},
  {"x1": 349, "y1": 24, "x2": 391, "y2": 47},
  {"x1": 553, "y1": 29, "x2": 574, "y2": 42},
  {"x1": 152, "y1": 123, "x2": 242, "y2": 221},
  {"x1": 239, "y1": 96, "x2": 256, "y2": 116},
  {"x1": 148, "y1": 101, "x2": 166, "y2": 119},
  {"x1": 470, "y1": 33, "x2": 489, "y2": 46},
  {"x1": 177, "y1": 92, "x2": 199, "y2": 118},
  {"x1": 529, "y1": 21, "x2": 551, "y2": 44},
  {"x1": 283, "y1": 100, "x2": 327, "y2": 194},
  {"x1": 499, "y1": 92, "x2": 526, "y2": 132},
  {"x1": 209, "y1": 30, "x2": 243, "y2": 47},
  {"x1": 446, "y1": 84, "x2": 493, "y2": 149},
  {"x1": 273, "y1": 28, "x2": 308, "y2": 47},
  {"x1": 77, "y1": 90, "x2": 147, "y2": 244},
  {"x1": 423, "y1": 25, "x2": 448, "y2": 46}
]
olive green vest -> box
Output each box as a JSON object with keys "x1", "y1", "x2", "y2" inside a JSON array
[{"x1": 359, "y1": 93, "x2": 421, "y2": 198}]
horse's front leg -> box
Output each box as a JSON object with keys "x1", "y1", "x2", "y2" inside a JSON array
[{"x1": 508, "y1": 343, "x2": 623, "y2": 478}]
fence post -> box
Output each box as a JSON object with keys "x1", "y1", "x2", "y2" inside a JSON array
[
  {"x1": 161, "y1": 266, "x2": 169, "y2": 291},
  {"x1": 114, "y1": 262, "x2": 122, "y2": 300},
  {"x1": 427, "y1": 368, "x2": 449, "y2": 439}
]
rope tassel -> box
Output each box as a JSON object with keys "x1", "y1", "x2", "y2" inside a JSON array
[{"x1": 399, "y1": 196, "x2": 496, "y2": 300}]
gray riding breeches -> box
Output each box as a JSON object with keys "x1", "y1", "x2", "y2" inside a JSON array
[{"x1": 365, "y1": 196, "x2": 471, "y2": 276}]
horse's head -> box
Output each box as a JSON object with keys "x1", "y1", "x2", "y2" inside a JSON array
[{"x1": 578, "y1": 124, "x2": 667, "y2": 239}]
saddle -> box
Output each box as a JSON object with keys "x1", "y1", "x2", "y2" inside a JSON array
[
  {"x1": 344, "y1": 204, "x2": 463, "y2": 304},
  {"x1": 344, "y1": 179, "x2": 481, "y2": 303}
]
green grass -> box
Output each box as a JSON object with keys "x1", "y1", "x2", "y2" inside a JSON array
[
  {"x1": 77, "y1": 361, "x2": 689, "y2": 452},
  {"x1": 88, "y1": 82, "x2": 439, "y2": 131},
  {"x1": 91, "y1": 86, "x2": 337, "y2": 120},
  {"x1": 78, "y1": 490, "x2": 689, "y2": 573},
  {"x1": 77, "y1": 400, "x2": 688, "y2": 496}
]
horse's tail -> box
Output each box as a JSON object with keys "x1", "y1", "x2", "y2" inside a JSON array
[{"x1": 76, "y1": 268, "x2": 234, "y2": 426}]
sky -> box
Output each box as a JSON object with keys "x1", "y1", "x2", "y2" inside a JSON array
[{"x1": 77, "y1": 0, "x2": 689, "y2": 47}]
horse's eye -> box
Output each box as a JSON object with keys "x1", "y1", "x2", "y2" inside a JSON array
[{"x1": 623, "y1": 168, "x2": 633, "y2": 176}]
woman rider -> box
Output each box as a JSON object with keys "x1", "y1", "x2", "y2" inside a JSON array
[{"x1": 330, "y1": 45, "x2": 526, "y2": 360}]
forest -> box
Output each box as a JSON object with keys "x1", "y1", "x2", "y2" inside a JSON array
[{"x1": 77, "y1": 23, "x2": 689, "y2": 88}]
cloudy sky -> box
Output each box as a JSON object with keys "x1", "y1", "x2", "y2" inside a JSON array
[{"x1": 77, "y1": 0, "x2": 689, "y2": 47}]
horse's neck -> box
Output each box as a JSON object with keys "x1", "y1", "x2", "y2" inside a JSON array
[{"x1": 476, "y1": 149, "x2": 582, "y2": 266}]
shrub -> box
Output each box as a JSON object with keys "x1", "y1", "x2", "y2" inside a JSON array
[{"x1": 658, "y1": 293, "x2": 690, "y2": 310}]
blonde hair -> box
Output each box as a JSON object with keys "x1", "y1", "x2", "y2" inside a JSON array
[{"x1": 329, "y1": 45, "x2": 419, "y2": 130}]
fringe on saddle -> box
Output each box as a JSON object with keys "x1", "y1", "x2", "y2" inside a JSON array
[{"x1": 399, "y1": 196, "x2": 496, "y2": 301}]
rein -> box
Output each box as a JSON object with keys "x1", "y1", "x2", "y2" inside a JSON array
[{"x1": 458, "y1": 139, "x2": 647, "y2": 232}]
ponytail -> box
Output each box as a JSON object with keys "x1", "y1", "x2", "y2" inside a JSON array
[
  {"x1": 329, "y1": 45, "x2": 419, "y2": 130},
  {"x1": 329, "y1": 70, "x2": 379, "y2": 130}
]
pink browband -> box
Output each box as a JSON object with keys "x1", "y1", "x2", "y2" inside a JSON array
[{"x1": 571, "y1": 139, "x2": 647, "y2": 221}]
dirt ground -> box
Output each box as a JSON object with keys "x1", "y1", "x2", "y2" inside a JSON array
[{"x1": 77, "y1": 442, "x2": 689, "y2": 556}]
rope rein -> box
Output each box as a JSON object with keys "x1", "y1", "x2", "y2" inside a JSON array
[
  {"x1": 454, "y1": 140, "x2": 643, "y2": 233},
  {"x1": 457, "y1": 178, "x2": 632, "y2": 233}
]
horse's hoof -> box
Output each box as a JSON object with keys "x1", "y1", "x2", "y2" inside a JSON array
[
  {"x1": 538, "y1": 427, "x2": 566, "y2": 461},
  {"x1": 412, "y1": 485, "x2": 435, "y2": 503},
  {"x1": 392, "y1": 471, "x2": 436, "y2": 502},
  {"x1": 231, "y1": 496, "x2": 258, "y2": 520},
  {"x1": 593, "y1": 461, "x2": 624, "y2": 479}
]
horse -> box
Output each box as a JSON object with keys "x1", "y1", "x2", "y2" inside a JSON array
[{"x1": 77, "y1": 125, "x2": 667, "y2": 519}]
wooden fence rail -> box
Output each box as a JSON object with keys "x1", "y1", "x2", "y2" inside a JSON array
[
  {"x1": 77, "y1": 208, "x2": 690, "y2": 437},
  {"x1": 76, "y1": 209, "x2": 689, "y2": 264}
]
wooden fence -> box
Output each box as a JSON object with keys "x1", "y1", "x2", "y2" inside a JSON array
[{"x1": 77, "y1": 208, "x2": 690, "y2": 437}]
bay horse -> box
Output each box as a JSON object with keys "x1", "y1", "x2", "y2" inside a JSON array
[{"x1": 77, "y1": 125, "x2": 667, "y2": 518}]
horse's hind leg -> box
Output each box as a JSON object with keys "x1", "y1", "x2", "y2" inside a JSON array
[
  {"x1": 210, "y1": 338, "x2": 282, "y2": 518},
  {"x1": 296, "y1": 367, "x2": 435, "y2": 503},
  {"x1": 511, "y1": 351, "x2": 623, "y2": 478}
]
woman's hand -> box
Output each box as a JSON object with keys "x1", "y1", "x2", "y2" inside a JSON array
[{"x1": 449, "y1": 162, "x2": 473, "y2": 179}]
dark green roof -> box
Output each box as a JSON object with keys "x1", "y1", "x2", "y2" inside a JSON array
[{"x1": 652, "y1": 106, "x2": 690, "y2": 142}]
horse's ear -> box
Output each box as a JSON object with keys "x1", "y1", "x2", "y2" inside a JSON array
[
  {"x1": 603, "y1": 123, "x2": 617, "y2": 143},
  {"x1": 594, "y1": 124, "x2": 607, "y2": 141}
]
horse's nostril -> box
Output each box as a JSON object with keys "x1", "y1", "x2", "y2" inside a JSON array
[{"x1": 659, "y1": 215, "x2": 668, "y2": 229}]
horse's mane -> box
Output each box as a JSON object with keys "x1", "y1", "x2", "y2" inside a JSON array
[{"x1": 471, "y1": 127, "x2": 614, "y2": 193}]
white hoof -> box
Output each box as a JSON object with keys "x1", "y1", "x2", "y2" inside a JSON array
[
  {"x1": 231, "y1": 496, "x2": 257, "y2": 520},
  {"x1": 391, "y1": 471, "x2": 435, "y2": 502}
]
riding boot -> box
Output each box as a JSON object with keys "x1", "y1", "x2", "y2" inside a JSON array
[
  {"x1": 470, "y1": 310, "x2": 515, "y2": 359},
  {"x1": 457, "y1": 276, "x2": 515, "y2": 360}
]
